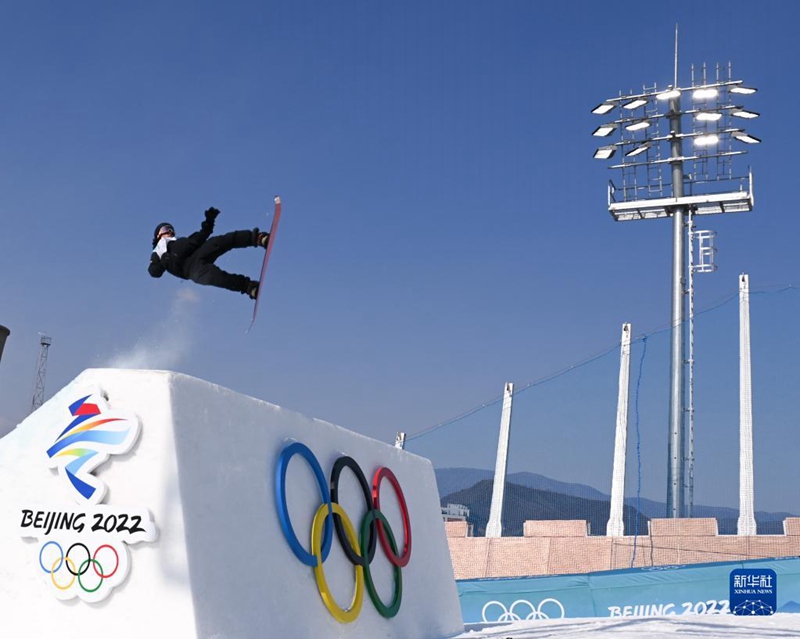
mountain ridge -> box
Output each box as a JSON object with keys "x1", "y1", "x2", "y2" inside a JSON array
[{"x1": 436, "y1": 467, "x2": 795, "y2": 535}]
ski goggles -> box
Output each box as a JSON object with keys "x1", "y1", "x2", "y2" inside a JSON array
[{"x1": 157, "y1": 225, "x2": 175, "y2": 237}]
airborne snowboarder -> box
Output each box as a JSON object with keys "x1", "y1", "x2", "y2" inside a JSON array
[{"x1": 148, "y1": 207, "x2": 269, "y2": 299}]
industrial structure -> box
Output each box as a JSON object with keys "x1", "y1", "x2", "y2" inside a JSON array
[
  {"x1": 590, "y1": 39, "x2": 761, "y2": 518},
  {"x1": 30, "y1": 334, "x2": 52, "y2": 413}
]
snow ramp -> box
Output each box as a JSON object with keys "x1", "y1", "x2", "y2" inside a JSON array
[{"x1": 0, "y1": 368, "x2": 462, "y2": 639}]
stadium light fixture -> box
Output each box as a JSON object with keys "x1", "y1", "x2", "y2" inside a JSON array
[
  {"x1": 693, "y1": 87, "x2": 718, "y2": 100},
  {"x1": 731, "y1": 86, "x2": 757, "y2": 94},
  {"x1": 694, "y1": 134, "x2": 719, "y2": 147},
  {"x1": 593, "y1": 124, "x2": 617, "y2": 137},
  {"x1": 733, "y1": 132, "x2": 762, "y2": 144},
  {"x1": 623, "y1": 98, "x2": 648, "y2": 110},
  {"x1": 593, "y1": 146, "x2": 616, "y2": 160},
  {"x1": 592, "y1": 102, "x2": 615, "y2": 115},
  {"x1": 625, "y1": 142, "x2": 650, "y2": 157},
  {"x1": 625, "y1": 120, "x2": 650, "y2": 132},
  {"x1": 657, "y1": 89, "x2": 681, "y2": 100},
  {"x1": 695, "y1": 112, "x2": 722, "y2": 122},
  {"x1": 731, "y1": 109, "x2": 760, "y2": 119}
]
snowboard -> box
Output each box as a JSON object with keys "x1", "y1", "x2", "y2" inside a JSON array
[{"x1": 248, "y1": 196, "x2": 282, "y2": 331}]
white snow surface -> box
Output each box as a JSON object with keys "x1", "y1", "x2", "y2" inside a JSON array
[
  {"x1": 0, "y1": 368, "x2": 462, "y2": 639},
  {"x1": 455, "y1": 613, "x2": 800, "y2": 638}
]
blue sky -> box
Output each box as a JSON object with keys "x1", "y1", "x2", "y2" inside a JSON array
[{"x1": 1, "y1": 2, "x2": 799, "y2": 511}]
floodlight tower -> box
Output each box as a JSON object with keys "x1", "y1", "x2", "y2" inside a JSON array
[
  {"x1": 31, "y1": 334, "x2": 52, "y2": 413},
  {"x1": 591, "y1": 45, "x2": 760, "y2": 518}
]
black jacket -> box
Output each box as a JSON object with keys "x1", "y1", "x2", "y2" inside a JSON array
[{"x1": 148, "y1": 216, "x2": 215, "y2": 280}]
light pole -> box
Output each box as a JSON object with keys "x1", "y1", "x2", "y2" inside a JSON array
[
  {"x1": 666, "y1": 88, "x2": 687, "y2": 518},
  {"x1": 591, "y1": 59, "x2": 760, "y2": 518}
]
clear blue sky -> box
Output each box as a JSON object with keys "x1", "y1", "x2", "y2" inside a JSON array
[{"x1": 1, "y1": 2, "x2": 798, "y2": 511}]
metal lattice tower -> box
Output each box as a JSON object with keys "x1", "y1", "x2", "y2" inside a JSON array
[{"x1": 31, "y1": 334, "x2": 52, "y2": 413}]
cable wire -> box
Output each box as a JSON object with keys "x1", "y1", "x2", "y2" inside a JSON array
[{"x1": 406, "y1": 281, "x2": 797, "y2": 443}]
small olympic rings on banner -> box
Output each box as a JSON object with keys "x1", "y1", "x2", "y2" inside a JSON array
[
  {"x1": 275, "y1": 442, "x2": 412, "y2": 622},
  {"x1": 39, "y1": 540, "x2": 121, "y2": 593},
  {"x1": 481, "y1": 598, "x2": 566, "y2": 622}
]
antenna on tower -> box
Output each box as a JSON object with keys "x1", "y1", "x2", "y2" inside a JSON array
[
  {"x1": 31, "y1": 334, "x2": 52, "y2": 413},
  {"x1": 674, "y1": 23, "x2": 679, "y2": 87}
]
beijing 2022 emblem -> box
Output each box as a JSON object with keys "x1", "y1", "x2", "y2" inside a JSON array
[{"x1": 18, "y1": 388, "x2": 157, "y2": 602}]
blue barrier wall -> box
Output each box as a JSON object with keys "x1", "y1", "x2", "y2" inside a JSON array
[{"x1": 458, "y1": 557, "x2": 800, "y2": 623}]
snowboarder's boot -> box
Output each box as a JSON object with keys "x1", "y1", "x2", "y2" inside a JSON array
[{"x1": 246, "y1": 280, "x2": 260, "y2": 300}]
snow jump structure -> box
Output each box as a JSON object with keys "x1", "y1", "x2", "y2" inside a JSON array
[{"x1": 0, "y1": 369, "x2": 462, "y2": 639}]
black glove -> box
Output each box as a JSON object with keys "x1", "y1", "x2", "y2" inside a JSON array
[{"x1": 205, "y1": 207, "x2": 220, "y2": 220}]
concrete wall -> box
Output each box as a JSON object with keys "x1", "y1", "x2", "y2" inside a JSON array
[{"x1": 446, "y1": 518, "x2": 800, "y2": 580}]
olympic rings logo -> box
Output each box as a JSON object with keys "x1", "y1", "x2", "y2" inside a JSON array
[
  {"x1": 38, "y1": 540, "x2": 123, "y2": 594},
  {"x1": 275, "y1": 442, "x2": 412, "y2": 623},
  {"x1": 481, "y1": 598, "x2": 566, "y2": 622}
]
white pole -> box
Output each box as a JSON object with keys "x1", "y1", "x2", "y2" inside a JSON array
[
  {"x1": 737, "y1": 273, "x2": 757, "y2": 535},
  {"x1": 607, "y1": 323, "x2": 632, "y2": 537},
  {"x1": 486, "y1": 382, "x2": 514, "y2": 538}
]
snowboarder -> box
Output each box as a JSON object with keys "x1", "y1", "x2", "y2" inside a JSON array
[{"x1": 148, "y1": 207, "x2": 269, "y2": 299}]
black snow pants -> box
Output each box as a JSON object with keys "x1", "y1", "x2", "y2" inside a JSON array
[{"x1": 184, "y1": 230, "x2": 255, "y2": 293}]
